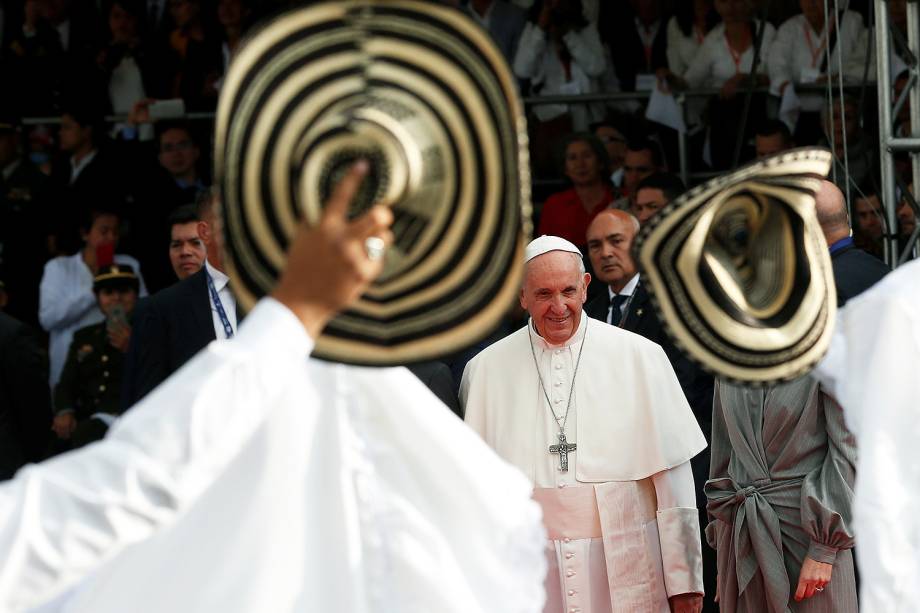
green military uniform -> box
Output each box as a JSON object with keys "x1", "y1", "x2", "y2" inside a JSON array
[
  {"x1": 54, "y1": 321, "x2": 126, "y2": 422},
  {"x1": 53, "y1": 262, "x2": 138, "y2": 448}
]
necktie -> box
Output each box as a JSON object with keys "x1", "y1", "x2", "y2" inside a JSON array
[{"x1": 609, "y1": 293, "x2": 629, "y2": 325}]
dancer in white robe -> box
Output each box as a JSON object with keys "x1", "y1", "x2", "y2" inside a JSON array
[
  {"x1": 814, "y1": 257, "x2": 920, "y2": 612},
  {"x1": 0, "y1": 164, "x2": 546, "y2": 613}
]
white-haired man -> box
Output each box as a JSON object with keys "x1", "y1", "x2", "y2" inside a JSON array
[{"x1": 462, "y1": 235, "x2": 707, "y2": 613}]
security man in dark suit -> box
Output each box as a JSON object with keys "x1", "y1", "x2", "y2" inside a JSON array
[
  {"x1": 815, "y1": 180, "x2": 889, "y2": 306},
  {"x1": 54, "y1": 264, "x2": 139, "y2": 448},
  {"x1": 585, "y1": 208, "x2": 718, "y2": 612}
]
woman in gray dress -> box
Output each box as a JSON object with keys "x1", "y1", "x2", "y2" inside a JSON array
[{"x1": 706, "y1": 376, "x2": 858, "y2": 612}]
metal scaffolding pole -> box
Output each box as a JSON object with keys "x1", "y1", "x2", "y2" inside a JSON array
[{"x1": 875, "y1": 0, "x2": 920, "y2": 267}]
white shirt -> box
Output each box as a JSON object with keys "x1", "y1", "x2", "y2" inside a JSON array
[
  {"x1": 605, "y1": 272, "x2": 640, "y2": 325},
  {"x1": 767, "y1": 12, "x2": 868, "y2": 96},
  {"x1": 69, "y1": 150, "x2": 97, "y2": 184},
  {"x1": 666, "y1": 16, "x2": 707, "y2": 77},
  {"x1": 683, "y1": 22, "x2": 777, "y2": 89},
  {"x1": 814, "y1": 258, "x2": 920, "y2": 612},
  {"x1": 39, "y1": 252, "x2": 148, "y2": 390},
  {"x1": 467, "y1": 0, "x2": 495, "y2": 29},
  {"x1": 1, "y1": 298, "x2": 546, "y2": 613},
  {"x1": 205, "y1": 260, "x2": 237, "y2": 340},
  {"x1": 55, "y1": 20, "x2": 70, "y2": 52},
  {"x1": 512, "y1": 22, "x2": 607, "y2": 129}
]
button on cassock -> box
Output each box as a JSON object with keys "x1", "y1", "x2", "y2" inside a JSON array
[
  {"x1": 566, "y1": 570, "x2": 575, "y2": 577},
  {"x1": 565, "y1": 552, "x2": 574, "y2": 559}
]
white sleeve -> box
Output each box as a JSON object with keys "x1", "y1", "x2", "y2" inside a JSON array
[
  {"x1": 829, "y1": 287, "x2": 920, "y2": 611},
  {"x1": 653, "y1": 460, "x2": 697, "y2": 510},
  {"x1": 38, "y1": 259, "x2": 97, "y2": 333},
  {"x1": 512, "y1": 22, "x2": 547, "y2": 81},
  {"x1": 652, "y1": 461, "x2": 704, "y2": 597},
  {"x1": 0, "y1": 298, "x2": 314, "y2": 612},
  {"x1": 767, "y1": 19, "x2": 796, "y2": 95},
  {"x1": 682, "y1": 37, "x2": 713, "y2": 88},
  {"x1": 666, "y1": 18, "x2": 686, "y2": 76},
  {"x1": 562, "y1": 23, "x2": 606, "y2": 77}
]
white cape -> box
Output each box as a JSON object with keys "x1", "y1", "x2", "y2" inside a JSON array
[
  {"x1": 0, "y1": 299, "x2": 546, "y2": 613},
  {"x1": 814, "y1": 259, "x2": 920, "y2": 613}
]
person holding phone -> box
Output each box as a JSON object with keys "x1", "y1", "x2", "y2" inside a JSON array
[
  {"x1": 39, "y1": 207, "x2": 147, "y2": 394},
  {"x1": 53, "y1": 264, "x2": 140, "y2": 447}
]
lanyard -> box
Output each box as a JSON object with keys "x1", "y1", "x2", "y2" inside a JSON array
[
  {"x1": 724, "y1": 33, "x2": 744, "y2": 75},
  {"x1": 206, "y1": 269, "x2": 234, "y2": 339},
  {"x1": 803, "y1": 22, "x2": 830, "y2": 68},
  {"x1": 638, "y1": 23, "x2": 658, "y2": 69}
]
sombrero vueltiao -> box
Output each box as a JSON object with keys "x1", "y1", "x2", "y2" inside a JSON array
[
  {"x1": 214, "y1": 1, "x2": 530, "y2": 365},
  {"x1": 635, "y1": 148, "x2": 836, "y2": 384}
]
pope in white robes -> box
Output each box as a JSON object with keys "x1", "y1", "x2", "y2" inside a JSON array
[
  {"x1": 461, "y1": 236, "x2": 707, "y2": 613},
  {"x1": 0, "y1": 164, "x2": 547, "y2": 613}
]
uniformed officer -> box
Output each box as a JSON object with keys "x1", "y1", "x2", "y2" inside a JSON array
[{"x1": 53, "y1": 264, "x2": 139, "y2": 448}]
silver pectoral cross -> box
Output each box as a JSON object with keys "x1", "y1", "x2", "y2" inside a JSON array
[{"x1": 549, "y1": 432, "x2": 577, "y2": 472}]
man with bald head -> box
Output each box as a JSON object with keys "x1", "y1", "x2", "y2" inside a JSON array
[
  {"x1": 815, "y1": 180, "x2": 889, "y2": 306},
  {"x1": 462, "y1": 235, "x2": 707, "y2": 613}
]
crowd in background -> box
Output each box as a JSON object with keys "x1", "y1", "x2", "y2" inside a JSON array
[{"x1": 0, "y1": 0, "x2": 917, "y2": 498}]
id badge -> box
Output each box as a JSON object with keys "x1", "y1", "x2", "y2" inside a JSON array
[
  {"x1": 799, "y1": 67, "x2": 821, "y2": 84},
  {"x1": 635, "y1": 73, "x2": 656, "y2": 92}
]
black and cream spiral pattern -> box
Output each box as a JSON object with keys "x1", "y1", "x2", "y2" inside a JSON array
[
  {"x1": 214, "y1": 1, "x2": 530, "y2": 365},
  {"x1": 636, "y1": 148, "x2": 836, "y2": 384}
]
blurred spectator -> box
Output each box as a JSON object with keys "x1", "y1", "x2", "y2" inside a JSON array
[
  {"x1": 118, "y1": 103, "x2": 209, "y2": 289},
  {"x1": 97, "y1": 0, "x2": 172, "y2": 127},
  {"x1": 590, "y1": 116, "x2": 629, "y2": 188},
  {"x1": 632, "y1": 171, "x2": 685, "y2": 225},
  {"x1": 896, "y1": 183, "x2": 917, "y2": 259},
  {"x1": 0, "y1": 112, "x2": 50, "y2": 327},
  {"x1": 49, "y1": 100, "x2": 126, "y2": 255},
  {"x1": 514, "y1": 0, "x2": 606, "y2": 175},
  {"x1": 463, "y1": 0, "x2": 527, "y2": 66},
  {"x1": 536, "y1": 132, "x2": 613, "y2": 248},
  {"x1": 754, "y1": 118, "x2": 794, "y2": 158},
  {"x1": 611, "y1": 137, "x2": 663, "y2": 210},
  {"x1": 853, "y1": 190, "x2": 886, "y2": 260},
  {"x1": 182, "y1": 0, "x2": 251, "y2": 111},
  {"x1": 0, "y1": 309, "x2": 52, "y2": 480},
  {"x1": 39, "y1": 206, "x2": 146, "y2": 390},
  {"x1": 768, "y1": 0, "x2": 868, "y2": 146},
  {"x1": 599, "y1": 0, "x2": 669, "y2": 93},
  {"x1": 168, "y1": 0, "x2": 206, "y2": 60},
  {"x1": 815, "y1": 179, "x2": 888, "y2": 306},
  {"x1": 140, "y1": 0, "x2": 175, "y2": 49},
  {"x1": 167, "y1": 203, "x2": 206, "y2": 280},
  {"x1": 680, "y1": 0, "x2": 776, "y2": 169},
  {"x1": 665, "y1": 0, "x2": 719, "y2": 78},
  {"x1": 53, "y1": 263, "x2": 139, "y2": 447},
  {"x1": 6, "y1": 0, "x2": 102, "y2": 115},
  {"x1": 820, "y1": 94, "x2": 875, "y2": 192}
]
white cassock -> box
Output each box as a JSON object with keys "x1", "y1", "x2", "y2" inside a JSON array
[
  {"x1": 0, "y1": 298, "x2": 546, "y2": 613},
  {"x1": 814, "y1": 258, "x2": 920, "y2": 613},
  {"x1": 461, "y1": 314, "x2": 707, "y2": 613}
]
